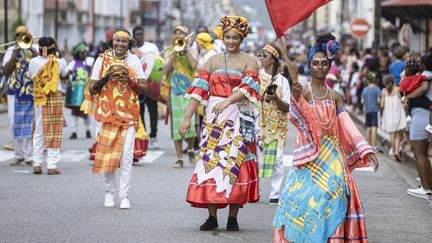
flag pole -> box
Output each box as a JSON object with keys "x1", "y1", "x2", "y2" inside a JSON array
[{"x1": 277, "y1": 38, "x2": 298, "y2": 84}]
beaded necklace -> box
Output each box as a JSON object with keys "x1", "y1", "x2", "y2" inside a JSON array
[{"x1": 308, "y1": 82, "x2": 336, "y2": 130}]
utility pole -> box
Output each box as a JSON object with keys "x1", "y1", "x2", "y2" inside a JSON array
[
  {"x1": 340, "y1": 0, "x2": 345, "y2": 36},
  {"x1": 55, "y1": 0, "x2": 58, "y2": 40},
  {"x1": 120, "y1": 0, "x2": 124, "y2": 27},
  {"x1": 374, "y1": 0, "x2": 381, "y2": 52},
  {"x1": 156, "y1": 1, "x2": 161, "y2": 47},
  {"x1": 313, "y1": 12, "x2": 317, "y2": 34},
  {"x1": 4, "y1": 0, "x2": 8, "y2": 43}
]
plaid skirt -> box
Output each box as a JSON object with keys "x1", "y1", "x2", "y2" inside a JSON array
[
  {"x1": 169, "y1": 93, "x2": 196, "y2": 141},
  {"x1": 92, "y1": 123, "x2": 127, "y2": 174},
  {"x1": 259, "y1": 140, "x2": 278, "y2": 178},
  {"x1": 42, "y1": 92, "x2": 63, "y2": 148},
  {"x1": 13, "y1": 98, "x2": 34, "y2": 139}
]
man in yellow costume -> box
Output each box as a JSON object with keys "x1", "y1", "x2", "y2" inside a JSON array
[{"x1": 28, "y1": 36, "x2": 68, "y2": 175}]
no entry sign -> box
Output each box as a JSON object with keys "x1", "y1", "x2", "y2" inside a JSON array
[{"x1": 351, "y1": 19, "x2": 370, "y2": 38}]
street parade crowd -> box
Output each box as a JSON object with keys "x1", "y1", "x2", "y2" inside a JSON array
[{"x1": 0, "y1": 13, "x2": 431, "y2": 242}]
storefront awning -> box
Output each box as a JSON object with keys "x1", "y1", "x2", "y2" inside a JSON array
[
  {"x1": 382, "y1": 0, "x2": 432, "y2": 19},
  {"x1": 382, "y1": 0, "x2": 432, "y2": 7}
]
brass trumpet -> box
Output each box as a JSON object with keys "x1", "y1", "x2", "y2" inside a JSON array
[
  {"x1": 160, "y1": 32, "x2": 195, "y2": 55},
  {"x1": 173, "y1": 36, "x2": 187, "y2": 52},
  {"x1": 0, "y1": 32, "x2": 38, "y2": 51}
]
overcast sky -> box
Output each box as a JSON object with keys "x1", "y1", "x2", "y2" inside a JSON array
[{"x1": 232, "y1": 0, "x2": 273, "y2": 30}]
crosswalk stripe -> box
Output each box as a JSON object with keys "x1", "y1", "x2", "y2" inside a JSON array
[
  {"x1": 0, "y1": 150, "x2": 372, "y2": 171},
  {"x1": 0, "y1": 150, "x2": 15, "y2": 162},
  {"x1": 283, "y1": 154, "x2": 293, "y2": 167},
  {"x1": 139, "y1": 151, "x2": 165, "y2": 163},
  {"x1": 0, "y1": 149, "x2": 164, "y2": 163}
]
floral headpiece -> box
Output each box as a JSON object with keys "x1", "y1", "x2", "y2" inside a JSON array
[{"x1": 307, "y1": 39, "x2": 340, "y2": 68}]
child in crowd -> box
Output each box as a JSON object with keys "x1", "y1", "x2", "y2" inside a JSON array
[
  {"x1": 361, "y1": 71, "x2": 381, "y2": 151},
  {"x1": 349, "y1": 62, "x2": 361, "y2": 112},
  {"x1": 381, "y1": 74, "x2": 406, "y2": 161},
  {"x1": 399, "y1": 58, "x2": 432, "y2": 133}
]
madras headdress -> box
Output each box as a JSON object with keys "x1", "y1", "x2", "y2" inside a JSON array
[
  {"x1": 263, "y1": 45, "x2": 280, "y2": 59},
  {"x1": 219, "y1": 15, "x2": 249, "y2": 38},
  {"x1": 113, "y1": 30, "x2": 131, "y2": 40},
  {"x1": 196, "y1": 32, "x2": 214, "y2": 50}
]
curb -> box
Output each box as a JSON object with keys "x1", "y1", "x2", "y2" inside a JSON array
[{"x1": 347, "y1": 109, "x2": 417, "y2": 169}]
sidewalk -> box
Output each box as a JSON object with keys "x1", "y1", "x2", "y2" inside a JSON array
[{"x1": 346, "y1": 106, "x2": 417, "y2": 168}]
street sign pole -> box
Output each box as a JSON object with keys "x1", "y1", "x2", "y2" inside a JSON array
[
  {"x1": 374, "y1": 0, "x2": 381, "y2": 52},
  {"x1": 4, "y1": 0, "x2": 8, "y2": 43}
]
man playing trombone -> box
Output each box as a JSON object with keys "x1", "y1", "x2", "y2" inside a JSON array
[
  {"x1": 162, "y1": 25, "x2": 197, "y2": 168},
  {"x1": 2, "y1": 26, "x2": 38, "y2": 166}
]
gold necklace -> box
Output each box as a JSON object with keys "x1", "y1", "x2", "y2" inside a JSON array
[{"x1": 112, "y1": 49, "x2": 127, "y2": 62}]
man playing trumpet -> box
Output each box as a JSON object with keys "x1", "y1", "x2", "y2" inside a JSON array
[
  {"x1": 2, "y1": 26, "x2": 38, "y2": 166},
  {"x1": 162, "y1": 25, "x2": 198, "y2": 168}
]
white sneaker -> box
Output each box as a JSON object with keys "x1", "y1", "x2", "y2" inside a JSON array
[
  {"x1": 425, "y1": 124, "x2": 432, "y2": 134},
  {"x1": 104, "y1": 193, "x2": 115, "y2": 207},
  {"x1": 149, "y1": 138, "x2": 159, "y2": 149},
  {"x1": 407, "y1": 186, "x2": 432, "y2": 199},
  {"x1": 388, "y1": 148, "x2": 394, "y2": 156},
  {"x1": 119, "y1": 198, "x2": 130, "y2": 209}
]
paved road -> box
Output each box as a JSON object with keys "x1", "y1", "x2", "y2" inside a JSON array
[{"x1": 0, "y1": 110, "x2": 431, "y2": 243}]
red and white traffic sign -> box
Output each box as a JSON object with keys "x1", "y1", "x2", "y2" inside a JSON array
[{"x1": 351, "y1": 19, "x2": 371, "y2": 38}]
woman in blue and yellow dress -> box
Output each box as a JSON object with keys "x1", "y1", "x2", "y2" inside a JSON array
[
  {"x1": 179, "y1": 16, "x2": 260, "y2": 231},
  {"x1": 273, "y1": 33, "x2": 378, "y2": 243}
]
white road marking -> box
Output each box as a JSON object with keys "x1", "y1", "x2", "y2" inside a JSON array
[
  {"x1": 0, "y1": 150, "x2": 15, "y2": 162},
  {"x1": 354, "y1": 166, "x2": 375, "y2": 172},
  {"x1": 61, "y1": 150, "x2": 90, "y2": 162},
  {"x1": 283, "y1": 154, "x2": 293, "y2": 167},
  {"x1": 0, "y1": 149, "x2": 165, "y2": 163},
  {"x1": 139, "y1": 151, "x2": 165, "y2": 163}
]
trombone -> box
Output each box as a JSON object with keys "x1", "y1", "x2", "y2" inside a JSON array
[{"x1": 0, "y1": 32, "x2": 39, "y2": 52}]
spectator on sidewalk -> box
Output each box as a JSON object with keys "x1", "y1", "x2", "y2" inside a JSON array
[
  {"x1": 349, "y1": 62, "x2": 362, "y2": 113},
  {"x1": 381, "y1": 75, "x2": 406, "y2": 161},
  {"x1": 404, "y1": 52, "x2": 432, "y2": 199},
  {"x1": 390, "y1": 47, "x2": 406, "y2": 86},
  {"x1": 400, "y1": 58, "x2": 432, "y2": 129},
  {"x1": 361, "y1": 71, "x2": 381, "y2": 151}
]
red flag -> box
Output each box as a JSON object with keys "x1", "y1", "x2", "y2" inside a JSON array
[{"x1": 265, "y1": 0, "x2": 331, "y2": 37}]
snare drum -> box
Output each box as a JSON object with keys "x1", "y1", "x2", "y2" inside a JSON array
[{"x1": 65, "y1": 80, "x2": 86, "y2": 108}]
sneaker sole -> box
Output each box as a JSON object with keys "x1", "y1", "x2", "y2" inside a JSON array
[
  {"x1": 104, "y1": 204, "x2": 115, "y2": 208},
  {"x1": 407, "y1": 190, "x2": 432, "y2": 199}
]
